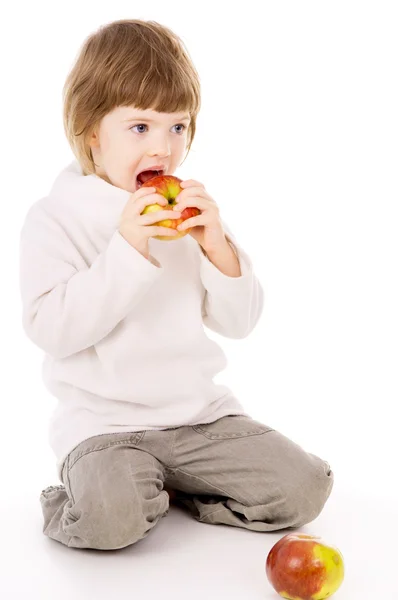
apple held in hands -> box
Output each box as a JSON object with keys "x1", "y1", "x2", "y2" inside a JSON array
[
  {"x1": 266, "y1": 533, "x2": 344, "y2": 600},
  {"x1": 138, "y1": 173, "x2": 201, "y2": 241}
]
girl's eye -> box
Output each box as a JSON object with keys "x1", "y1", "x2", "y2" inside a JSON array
[{"x1": 130, "y1": 124, "x2": 187, "y2": 134}]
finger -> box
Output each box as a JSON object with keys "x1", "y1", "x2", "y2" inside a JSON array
[
  {"x1": 177, "y1": 214, "x2": 206, "y2": 231},
  {"x1": 139, "y1": 210, "x2": 182, "y2": 225},
  {"x1": 176, "y1": 186, "x2": 209, "y2": 201},
  {"x1": 149, "y1": 226, "x2": 182, "y2": 237},
  {"x1": 136, "y1": 193, "x2": 168, "y2": 214},
  {"x1": 173, "y1": 195, "x2": 210, "y2": 213},
  {"x1": 180, "y1": 180, "x2": 205, "y2": 189},
  {"x1": 132, "y1": 186, "x2": 157, "y2": 200}
]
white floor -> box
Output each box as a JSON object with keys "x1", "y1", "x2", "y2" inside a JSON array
[{"x1": 2, "y1": 473, "x2": 395, "y2": 600}]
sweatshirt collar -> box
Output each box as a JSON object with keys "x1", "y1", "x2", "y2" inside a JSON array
[{"x1": 49, "y1": 160, "x2": 132, "y2": 207}]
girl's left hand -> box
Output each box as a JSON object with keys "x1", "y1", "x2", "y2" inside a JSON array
[{"x1": 173, "y1": 180, "x2": 228, "y2": 253}]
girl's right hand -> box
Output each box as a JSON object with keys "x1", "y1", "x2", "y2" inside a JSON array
[{"x1": 118, "y1": 186, "x2": 181, "y2": 259}]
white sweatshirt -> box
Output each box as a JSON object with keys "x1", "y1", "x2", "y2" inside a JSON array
[{"x1": 19, "y1": 161, "x2": 264, "y2": 477}]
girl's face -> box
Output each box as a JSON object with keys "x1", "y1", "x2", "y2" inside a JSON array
[{"x1": 89, "y1": 106, "x2": 191, "y2": 192}]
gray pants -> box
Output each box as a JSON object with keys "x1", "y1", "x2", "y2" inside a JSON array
[{"x1": 40, "y1": 415, "x2": 334, "y2": 550}]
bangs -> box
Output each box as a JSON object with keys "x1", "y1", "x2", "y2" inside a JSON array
[{"x1": 117, "y1": 56, "x2": 199, "y2": 117}]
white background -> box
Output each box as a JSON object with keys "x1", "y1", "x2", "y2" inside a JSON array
[{"x1": 1, "y1": 1, "x2": 397, "y2": 598}]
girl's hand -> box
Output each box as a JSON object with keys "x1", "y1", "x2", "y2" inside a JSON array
[{"x1": 173, "y1": 180, "x2": 228, "y2": 253}]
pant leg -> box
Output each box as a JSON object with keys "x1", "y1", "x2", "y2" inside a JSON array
[
  {"x1": 40, "y1": 432, "x2": 170, "y2": 550},
  {"x1": 165, "y1": 415, "x2": 334, "y2": 531}
]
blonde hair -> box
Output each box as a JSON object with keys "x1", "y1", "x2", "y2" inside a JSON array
[{"x1": 63, "y1": 19, "x2": 201, "y2": 175}]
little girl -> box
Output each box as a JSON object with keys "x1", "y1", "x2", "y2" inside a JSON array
[{"x1": 19, "y1": 18, "x2": 334, "y2": 550}]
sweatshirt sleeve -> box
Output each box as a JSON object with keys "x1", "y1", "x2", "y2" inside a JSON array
[
  {"x1": 19, "y1": 205, "x2": 163, "y2": 359},
  {"x1": 199, "y1": 219, "x2": 264, "y2": 339}
]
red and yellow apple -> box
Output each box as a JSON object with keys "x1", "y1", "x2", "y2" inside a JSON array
[
  {"x1": 266, "y1": 533, "x2": 344, "y2": 600},
  {"x1": 139, "y1": 174, "x2": 201, "y2": 241}
]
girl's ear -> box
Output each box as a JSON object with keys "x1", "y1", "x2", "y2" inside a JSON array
[{"x1": 88, "y1": 124, "x2": 100, "y2": 148}]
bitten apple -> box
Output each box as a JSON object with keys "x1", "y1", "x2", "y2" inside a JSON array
[
  {"x1": 266, "y1": 533, "x2": 344, "y2": 600},
  {"x1": 140, "y1": 174, "x2": 200, "y2": 241}
]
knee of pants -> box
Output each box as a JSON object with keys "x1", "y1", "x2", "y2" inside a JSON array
[
  {"x1": 288, "y1": 458, "x2": 334, "y2": 527},
  {"x1": 91, "y1": 511, "x2": 146, "y2": 550},
  {"x1": 66, "y1": 490, "x2": 169, "y2": 550}
]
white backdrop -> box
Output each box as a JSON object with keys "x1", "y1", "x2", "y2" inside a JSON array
[{"x1": 1, "y1": 1, "x2": 397, "y2": 597}]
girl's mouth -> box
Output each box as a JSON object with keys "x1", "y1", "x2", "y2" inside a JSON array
[{"x1": 136, "y1": 169, "x2": 163, "y2": 188}]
